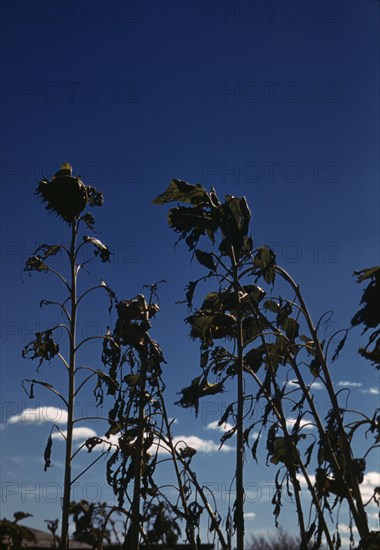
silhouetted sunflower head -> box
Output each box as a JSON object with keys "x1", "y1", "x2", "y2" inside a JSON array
[{"x1": 36, "y1": 162, "x2": 103, "y2": 223}]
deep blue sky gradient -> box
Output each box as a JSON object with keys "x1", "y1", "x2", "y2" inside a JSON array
[{"x1": 0, "y1": 0, "x2": 379, "y2": 544}]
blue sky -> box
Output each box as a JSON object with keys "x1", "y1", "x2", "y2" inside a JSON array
[{"x1": 0, "y1": 0, "x2": 379, "y2": 546}]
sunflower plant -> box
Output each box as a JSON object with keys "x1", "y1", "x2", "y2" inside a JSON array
[
  {"x1": 22, "y1": 163, "x2": 116, "y2": 549},
  {"x1": 154, "y1": 179, "x2": 379, "y2": 550}
]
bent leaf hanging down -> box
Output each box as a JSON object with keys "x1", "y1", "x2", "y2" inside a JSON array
[
  {"x1": 352, "y1": 266, "x2": 380, "y2": 331},
  {"x1": 153, "y1": 178, "x2": 211, "y2": 206},
  {"x1": 82, "y1": 236, "x2": 111, "y2": 262},
  {"x1": 176, "y1": 376, "x2": 225, "y2": 416},
  {"x1": 22, "y1": 330, "x2": 60, "y2": 369}
]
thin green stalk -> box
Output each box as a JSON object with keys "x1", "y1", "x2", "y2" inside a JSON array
[
  {"x1": 245, "y1": 365, "x2": 334, "y2": 549},
  {"x1": 158, "y1": 384, "x2": 199, "y2": 549},
  {"x1": 276, "y1": 266, "x2": 369, "y2": 541},
  {"x1": 60, "y1": 221, "x2": 78, "y2": 549},
  {"x1": 232, "y1": 256, "x2": 245, "y2": 550}
]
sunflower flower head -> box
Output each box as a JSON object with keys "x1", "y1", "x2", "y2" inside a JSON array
[{"x1": 36, "y1": 162, "x2": 103, "y2": 223}]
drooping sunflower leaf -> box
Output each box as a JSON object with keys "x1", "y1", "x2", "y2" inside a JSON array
[
  {"x1": 354, "y1": 266, "x2": 380, "y2": 283},
  {"x1": 25, "y1": 256, "x2": 50, "y2": 273},
  {"x1": 352, "y1": 266, "x2": 380, "y2": 331},
  {"x1": 254, "y1": 246, "x2": 276, "y2": 284},
  {"x1": 244, "y1": 347, "x2": 264, "y2": 373},
  {"x1": 176, "y1": 377, "x2": 225, "y2": 416},
  {"x1": 242, "y1": 317, "x2": 263, "y2": 346},
  {"x1": 195, "y1": 249, "x2": 216, "y2": 271},
  {"x1": 309, "y1": 356, "x2": 321, "y2": 377},
  {"x1": 332, "y1": 331, "x2": 348, "y2": 362},
  {"x1": 168, "y1": 205, "x2": 219, "y2": 250},
  {"x1": 281, "y1": 317, "x2": 299, "y2": 341},
  {"x1": 226, "y1": 195, "x2": 251, "y2": 234},
  {"x1": 81, "y1": 212, "x2": 96, "y2": 230},
  {"x1": 359, "y1": 337, "x2": 380, "y2": 368},
  {"x1": 184, "y1": 280, "x2": 200, "y2": 309},
  {"x1": 153, "y1": 179, "x2": 211, "y2": 206},
  {"x1": 86, "y1": 185, "x2": 103, "y2": 207},
  {"x1": 34, "y1": 244, "x2": 62, "y2": 259},
  {"x1": 83, "y1": 236, "x2": 111, "y2": 262},
  {"x1": 44, "y1": 434, "x2": 53, "y2": 471},
  {"x1": 264, "y1": 299, "x2": 280, "y2": 313},
  {"x1": 22, "y1": 330, "x2": 59, "y2": 369}
]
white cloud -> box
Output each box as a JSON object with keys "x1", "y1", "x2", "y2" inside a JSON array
[
  {"x1": 244, "y1": 512, "x2": 256, "y2": 520},
  {"x1": 156, "y1": 434, "x2": 233, "y2": 455},
  {"x1": 287, "y1": 379, "x2": 323, "y2": 390},
  {"x1": 286, "y1": 417, "x2": 314, "y2": 430},
  {"x1": 206, "y1": 420, "x2": 234, "y2": 433},
  {"x1": 8, "y1": 407, "x2": 68, "y2": 425},
  {"x1": 51, "y1": 427, "x2": 97, "y2": 441},
  {"x1": 299, "y1": 474, "x2": 316, "y2": 488},
  {"x1": 88, "y1": 432, "x2": 234, "y2": 456},
  {"x1": 173, "y1": 435, "x2": 233, "y2": 454},
  {"x1": 360, "y1": 471, "x2": 380, "y2": 502},
  {"x1": 338, "y1": 380, "x2": 362, "y2": 388},
  {"x1": 360, "y1": 387, "x2": 379, "y2": 395}
]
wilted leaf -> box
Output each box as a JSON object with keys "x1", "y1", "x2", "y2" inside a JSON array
[
  {"x1": 22, "y1": 330, "x2": 59, "y2": 369},
  {"x1": 354, "y1": 266, "x2": 380, "y2": 283},
  {"x1": 195, "y1": 249, "x2": 216, "y2": 271},
  {"x1": 359, "y1": 337, "x2": 380, "y2": 368},
  {"x1": 25, "y1": 256, "x2": 50, "y2": 273},
  {"x1": 83, "y1": 236, "x2": 111, "y2": 262},
  {"x1": 309, "y1": 356, "x2": 321, "y2": 377},
  {"x1": 281, "y1": 317, "x2": 299, "y2": 340},
  {"x1": 176, "y1": 377, "x2": 225, "y2": 416},
  {"x1": 86, "y1": 186, "x2": 103, "y2": 207},
  {"x1": 264, "y1": 299, "x2": 280, "y2": 313},
  {"x1": 254, "y1": 246, "x2": 276, "y2": 284},
  {"x1": 242, "y1": 317, "x2": 263, "y2": 346},
  {"x1": 352, "y1": 266, "x2": 380, "y2": 331},
  {"x1": 81, "y1": 212, "x2": 96, "y2": 230},
  {"x1": 44, "y1": 435, "x2": 53, "y2": 471},
  {"x1": 184, "y1": 280, "x2": 199, "y2": 309},
  {"x1": 243, "y1": 284, "x2": 266, "y2": 305},
  {"x1": 179, "y1": 446, "x2": 197, "y2": 460},
  {"x1": 85, "y1": 437, "x2": 105, "y2": 453},
  {"x1": 244, "y1": 347, "x2": 264, "y2": 373},
  {"x1": 332, "y1": 331, "x2": 348, "y2": 361},
  {"x1": 34, "y1": 244, "x2": 62, "y2": 259},
  {"x1": 153, "y1": 179, "x2": 211, "y2": 206},
  {"x1": 168, "y1": 205, "x2": 218, "y2": 250}
]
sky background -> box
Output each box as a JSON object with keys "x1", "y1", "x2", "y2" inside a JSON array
[{"x1": 0, "y1": 0, "x2": 379, "y2": 546}]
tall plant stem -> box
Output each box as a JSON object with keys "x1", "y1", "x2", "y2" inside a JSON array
[
  {"x1": 128, "y1": 308, "x2": 151, "y2": 549},
  {"x1": 276, "y1": 266, "x2": 369, "y2": 541},
  {"x1": 158, "y1": 385, "x2": 199, "y2": 549},
  {"x1": 60, "y1": 221, "x2": 78, "y2": 549},
  {"x1": 246, "y1": 366, "x2": 333, "y2": 548},
  {"x1": 232, "y1": 258, "x2": 245, "y2": 550}
]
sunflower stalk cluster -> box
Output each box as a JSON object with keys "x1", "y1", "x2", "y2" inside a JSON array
[
  {"x1": 154, "y1": 179, "x2": 379, "y2": 549},
  {"x1": 22, "y1": 165, "x2": 227, "y2": 550}
]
